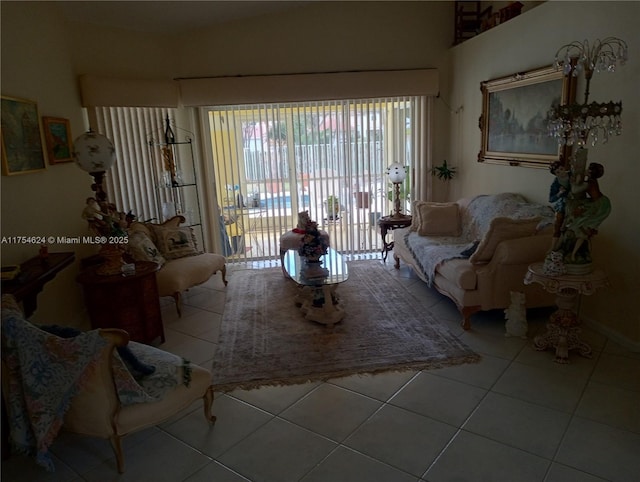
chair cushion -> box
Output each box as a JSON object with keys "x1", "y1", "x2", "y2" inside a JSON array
[{"x1": 156, "y1": 253, "x2": 226, "y2": 296}]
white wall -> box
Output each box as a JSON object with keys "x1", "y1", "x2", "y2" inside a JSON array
[
  {"x1": 447, "y1": 1, "x2": 640, "y2": 344},
  {"x1": 0, "y1": 1, "x2": 96, "y2": 326}
]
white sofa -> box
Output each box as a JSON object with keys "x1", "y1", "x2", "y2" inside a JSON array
[{"x1": 393, "y1": 193, "x2": 556, "y2": 329}]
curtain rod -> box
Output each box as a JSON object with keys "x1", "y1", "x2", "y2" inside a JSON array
[{"x1": 173, "y1": 68, "x2": 435, "y2": 81}]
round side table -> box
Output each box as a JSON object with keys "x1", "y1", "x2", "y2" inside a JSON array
[{"x1": 524, "y1": 262, "x2": 609, "y2": 363}]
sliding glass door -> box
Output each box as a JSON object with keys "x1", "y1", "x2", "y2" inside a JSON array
[{"x1": 207, "y1": 97, "x2": 422, "y2": 262}]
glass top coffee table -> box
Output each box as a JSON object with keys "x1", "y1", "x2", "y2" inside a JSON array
[{"x1": 283, "y1": 247, "x2": 349, "y2": 327}]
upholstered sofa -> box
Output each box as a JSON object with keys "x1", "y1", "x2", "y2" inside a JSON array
[
  {"x1": 127, "y1": 216, "x2": 227, "y2": 316},
  {"x1": 393, "y1": 193, "x2": 556, "y2": 329}
]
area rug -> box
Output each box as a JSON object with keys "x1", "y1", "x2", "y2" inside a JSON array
[{"x1": 212, "y1": 260, "x2": 480, "y2": 391}]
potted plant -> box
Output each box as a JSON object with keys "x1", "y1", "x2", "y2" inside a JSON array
[
  {"x1": 431, "y1": 159, "x2": 457, "y2": 181},
  {"x1": 325, "y1": 195, "x2": 340, "y2": 220}
]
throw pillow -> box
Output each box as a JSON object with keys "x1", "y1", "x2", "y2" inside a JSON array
[
  {"x1": 126, "y1": 230, "x2": 166, "y2": 266},
  {"x1": 410, "y1": 201, "x2": 427, "y2": 231},
  {"x1": 152, "y1": 225, "x2": 200, "y2": 260},
  {"x1": 469, "y1": 216, "x2": 541, "y2": 264},
  {"x1": 416, "y1": 202, "x2": 461, "y2": 237}
]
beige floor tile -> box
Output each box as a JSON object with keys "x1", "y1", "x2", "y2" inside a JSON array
[
  {"x1": 463, "y1": 392, "x2": 572, "y2": 458},
  {"x1": 185, "y1": 461, "x2": 252, "y2": 482},
  {"x1": 229, "y1": 381, "x2": 320, "y2": 415},
  {"x1": 301, "y1": 446, "x2": 419, "y2": 482},
  {"x1": 390, "y1": 371, "x2": 487, "y2": 426},
  {"x1": 545, "y1": 462, "x2": 609, "y2": 482},
  {"x1": 164, "y1": 394, "x2": 271, "y2": 459},
  {"x1": 329, "y1": 370, "x2": 418, "y2": 401},
  {"x1": 492, "y1": 361, "x2": 589, "y2": 412},
  {"x1": 345, "y1": 404, "x2": 457, "y2": 476},
  {"x1": 280, "y1": 384, "x2": 382, "y2": 442},
  {"x1": 81, "y1": 430, "x2": 211, "y2": 481},
  {"x1": 425, "y1": 431, "x2": 550, "y2": 482},
  {"x1": 556, "y1": 417, "x2": 640, "y2": 482},
  {"x1": 576, "y1": 381, "x2": 640, "y2": 433},
  {"x1": 430, "y1": 353, "x2": 510, "y2": 389},
  {"x1": 217, "y1": 418, "x2": 336, "y2": 482}
]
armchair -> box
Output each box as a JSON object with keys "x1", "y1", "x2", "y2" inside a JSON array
[{"x1": 1, "y1": 295, "x2": 216, "y2": 473}]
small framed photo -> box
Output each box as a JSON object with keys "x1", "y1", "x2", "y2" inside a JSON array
[
  {"x1": 42, "y1": 116, "x2": 73, "y2": 164},
  {"x1": 478, "y1": 65, "x2": 576, "y2": 169},
  {"x1": 1, "y1": 95, "x2": 47, "y2": 175}
]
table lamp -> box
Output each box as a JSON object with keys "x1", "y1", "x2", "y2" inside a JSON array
[
  {"x1": 74, "y1": 129, "x2": 122, "y2": 275},
  {"x1": 386, "y1": 162, "x2": 409, "y2": 219}
]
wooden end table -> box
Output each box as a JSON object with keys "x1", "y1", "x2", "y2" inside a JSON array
[
  {"x1": 2, "y1": 251, "x2": 75, "y2": 318},
  {"x1": 378, "y1": 215, "x2": 412, "y2": 262},
  {"x1": 77, "y1": 261, "x2": 164, "y2": 344},
  {"x1": 524, "y1": 262, "x2": 609, "y2": 363}
]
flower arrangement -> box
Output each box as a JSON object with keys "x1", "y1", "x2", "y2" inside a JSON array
[{"x1": 293, "y1": 211, "x2": 329, "y2": 260}]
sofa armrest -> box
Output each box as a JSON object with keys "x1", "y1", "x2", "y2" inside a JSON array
[
  {"x1": 485, "y1": 234, "x2": 551, "y2": 266},
  {"x1": 474, "y1": 234, "x2": 553, "y2": 309}
]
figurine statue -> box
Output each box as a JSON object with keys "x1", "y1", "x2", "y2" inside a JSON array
[
  {"x1": 547, "y1": 161, "x2": 570, "y2": 252},
  {"x1": 557, "y1": 162, "x2": 611, "y2": 271}
]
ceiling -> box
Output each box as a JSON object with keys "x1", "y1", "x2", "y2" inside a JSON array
[{"x1": 55, "y1": 1, "x2": 309, "y2": 34}]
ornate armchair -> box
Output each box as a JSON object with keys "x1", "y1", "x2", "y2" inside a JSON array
[{"x1": 1, "y1": 295, "x2": 216, "y2": 473}]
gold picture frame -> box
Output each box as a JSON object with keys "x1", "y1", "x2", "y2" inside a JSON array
[
  {"x1": 1, "y1": 95, "x2": 47, "y2": 175},
  {"x1": 478, "y1": 65, "x2": 576, "y2": 168},
  {"x1": 43, "y1": 116, "x2": 73, "y2": 164}
]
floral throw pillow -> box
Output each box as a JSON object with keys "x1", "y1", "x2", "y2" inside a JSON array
[{"x1": 126, "y1": 230, "x2": 166, "y2": 266}]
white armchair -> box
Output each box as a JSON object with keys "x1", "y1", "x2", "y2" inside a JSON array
[{"x1": 1, "y1": 295, "x2": 216, "y2": 473}]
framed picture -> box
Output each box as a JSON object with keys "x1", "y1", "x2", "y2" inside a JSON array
[
  {"x1": 478, "y1": 65, "x2": 576, "y2": 168},
  {"x1": 1, "y1": 95, "x2": 46, "y2": 175},
  {"x1": 43, "y1": 116, "x2": 73, "y2": 163}
]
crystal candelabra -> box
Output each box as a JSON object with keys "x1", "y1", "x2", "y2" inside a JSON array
[{"x1": 547, "y1": 37, "x2": 627, "y2": 148}]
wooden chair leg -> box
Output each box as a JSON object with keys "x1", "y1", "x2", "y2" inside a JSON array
[
  {"x1": 172, "y1": 292, "x2": 182, "y2": 317},
  {"x1": 109, "y1": 434, "x2": 125, "y2": 473},
  {"x1": 203, "y1": 386, "x2": 216, "y2": 423},
  {"x1": 220, "y1": 265, "x2": 228, "y2": 286}
]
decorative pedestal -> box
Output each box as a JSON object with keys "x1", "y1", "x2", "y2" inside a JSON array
[
  {"x1": 524, "y1": 262, "x2": 609, "y2": 363},
  {"x1": 295, "y1": 284, "x2": 344, "y2": 327}
]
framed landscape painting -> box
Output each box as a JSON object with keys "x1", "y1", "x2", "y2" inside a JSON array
[
  {"x1": 43, "y1": 116, "x2": 73, "y2": 163},
  {"x1": 478, "y1": 65, "x2": 575, "y2": 168},
  {"x1": 1, "y1": 95, "x2": 46, "y2": 175}
]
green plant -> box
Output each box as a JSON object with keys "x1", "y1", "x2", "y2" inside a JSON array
[
  {"x1": 431, "y1": 159, "x2": 457, "y2": 181},
  {"x1": 326, "y1": 195, "x2": 340, "y2": 219}
]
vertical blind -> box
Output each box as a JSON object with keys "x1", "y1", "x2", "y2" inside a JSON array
[
  {"x1": 207, "y1": 96, "x2": 431, "y2": 261},
  {"x1": 90, "y1": 106, "x2": 176, "y2": 223}
]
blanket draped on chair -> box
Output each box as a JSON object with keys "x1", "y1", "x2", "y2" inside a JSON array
[
  {"x1": 1, "y1": 311, "x2": 107, "y2": 471},
  {"x1": 1, "y1": 305, "x2": 191, "y2": 471}
]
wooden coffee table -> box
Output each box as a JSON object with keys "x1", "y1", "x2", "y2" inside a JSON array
[{"x1": 283, "y1": 247, "x2": 349, "y2": 327}]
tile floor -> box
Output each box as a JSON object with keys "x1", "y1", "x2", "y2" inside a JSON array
[{"x1": 2, "y1": 260, "x2": 639, "y2": 482}]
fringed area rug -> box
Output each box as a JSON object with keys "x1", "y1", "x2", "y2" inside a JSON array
[{"x1": 212, "y1": 260, "x2": 480, "y2": 391}]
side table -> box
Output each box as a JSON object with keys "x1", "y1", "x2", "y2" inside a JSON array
[
  {"x1": 2, "y1": 251, "x2": 75, "y2": 318},
  {"x1": 77, "y1": 261, "x2": 164, "y2": 344},
  {"x1": 378, "y1": 215, "x2": 412, "y2": 263},
  {"x1": 524, "y1": 262, "x2": 609, "y2": 363}
]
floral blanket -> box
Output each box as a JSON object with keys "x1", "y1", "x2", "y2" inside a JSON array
[{"x1": 1, "y1": 304, "x2": 191, "y2": 471}]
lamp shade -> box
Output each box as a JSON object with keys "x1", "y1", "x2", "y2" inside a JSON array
[
  {"x1": 386, "y1": 163, "x2": 407, "y2": 183},
  {"x1": 73, "y1": 130, "x2": 116, "y2": 173}
]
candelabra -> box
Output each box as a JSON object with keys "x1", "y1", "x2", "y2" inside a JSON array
[{"x1": 547, "y1": 37, "x2": 627, "y2": 148}]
